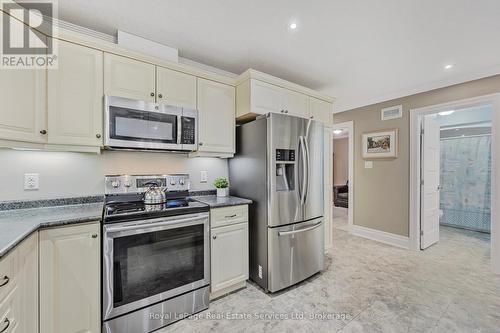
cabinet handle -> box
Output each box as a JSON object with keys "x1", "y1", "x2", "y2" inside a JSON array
[
  {"x1": 199, "y1": 142, "x2": 203, "y2": 146},
  {"x1": 0, "y1": 318, "x2": 10, "y2": 333},
  {"x1": 40, "y1": 130, "x2": 47, "y2": 135},
  {"x1": 91, "y1": 234, "x2": 98, "y2": 239},
  {"x1": 225, "y1": 214, "x2": 237, "y2": 219},
  {"x1": 158, "y1": 93, "x2": 163, "y2": 99},
  {"x1": 310, "y1": 115, "x2": 314, "y2": 119},
  {"x1": 285, "y1": 110, "x2": 289, "y2": 113},
  {"x1": 212, "y1": 235, "x2": 217, "y2": 240},
  {"x1": 280, "y1": 110, "x2": 284, "y2": 113},
  {"x1": 150, "y1": 92, "x2": 155, "y2": 97},
  {"x1": 0, "y1": 276, "x2": 9, "y2": 287},
  {"x1": 96, "y1": 134, "x2": 101, "y2": 139}
]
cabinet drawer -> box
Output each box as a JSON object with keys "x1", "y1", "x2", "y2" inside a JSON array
[
  {"x1": 0, "y1": 287, "x2": 18, "y2": 333},
  {"x1": 0, "y1": 253, "x2": 14, "y2": 302},
  {"x1": 211, "y1": 205, "x2": 248, "y2": 228}
]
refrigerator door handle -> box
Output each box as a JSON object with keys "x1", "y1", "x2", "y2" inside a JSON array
[
  {"x1": 303, "y1": 137, "x2": 310, "y2": 204},
  {"x1": 299, "y1": 136, "x2": 307, "y2": 205},
  {"x1": 278, "y1": 221, "x2": 322, "y2": 236}
]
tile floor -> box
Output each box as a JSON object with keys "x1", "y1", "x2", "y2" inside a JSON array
[{"x1": 160, "y1": 212, "x2": 500, "y2": 333}]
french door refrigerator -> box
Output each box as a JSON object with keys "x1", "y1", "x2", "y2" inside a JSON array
[{"x1": 229, "y1": 113, "x2": 324, "y2": 292}]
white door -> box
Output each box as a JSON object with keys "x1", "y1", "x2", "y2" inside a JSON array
[
  {"x1": 197, "y1": 78, "x2": 235, "y2": 154},
  {"x1": 40, "y1": 223, "x2": 100, "y2": 333},
  {"x1": 211, "y1": 223, "x2": 249, "y2": 293},
  {"x1": 104, "y1": 53, "x2": 155, "y2": 101},
  {"x1": 48, "y1": 40, "x2": 104, "y2": 146},
  {"x1": 251, "y1": 79, "x2": 284, "y2": 114},
  {"x1": 421, "y1": 115, "x2": 441, "y2": 249},
  {"x1": 282, "y1": 89, "x2": 309, "y2": 118},
  {"x1": 156, "y1": 67, "x2": 197, "y2": 108},
  {"x1": 0, "y1": 12, "x2": 46, "y2": 144}
]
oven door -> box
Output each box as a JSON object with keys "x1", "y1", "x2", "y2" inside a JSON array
[
  {"x1": 104, "y1": 95, "x2": 183, "y2": 150},
  {"x1": 102, "y1": 212, "x2": 210, "y2": 321}
]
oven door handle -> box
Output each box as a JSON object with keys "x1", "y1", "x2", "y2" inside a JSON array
[{"x1": 105, "y1": 215, "x2": 207, "y2": 234}]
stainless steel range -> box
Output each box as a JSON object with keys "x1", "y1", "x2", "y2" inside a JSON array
[{"x1": 102, "y1": 174, "x2": 210, "y2": 333}]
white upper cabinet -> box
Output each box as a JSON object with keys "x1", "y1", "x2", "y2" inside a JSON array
[
  {"x1": 283, "y1": 89, "x2": 309, "y2": 118},
  {"x1": 156, "y1": 67, "x2": 197, "y2": 108},
  {"x1": 197, "y1": 78, "x2": 235, "y2": 155},
  {"x1": 250, "y1": 79, "x2": 283, "y2": 114},
  {"x1": 0, "y1": 13, "x2": 46, "y2": 144},
  {"x1": 48, "y1": 40, "x2": 104, "y2": 146},
  {"x1": 104, "y1": 53, "x2": 156, "y2": 102},
  {"x1": 309, "y1": 97, "x2": 332, "y2": 125}
]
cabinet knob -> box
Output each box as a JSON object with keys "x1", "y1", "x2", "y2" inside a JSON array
[
  {"x1": 0, "y1": 318, "x2": 10, "y2": 333},
  {"x1": 0, "y1": 276, "x2": 9, "y2": 287},
  {"x1": 91, "y1": 234, "x2": 98, "y2": 239},
  {"x1": 310, "y1": 115, "x2": 314, "y2": 119},
  {"x1": 285, "y1": 110, "x2": 289, "y2": 113},
  {"x1": 199, "y1": 142, "x2": 203, "y2": 146},
  {"x1": 280, "y1": 110, "x2": 284, "y2": 113},
  {"x1": 158, "y1": 93, "x2": 163, "y2": 99},
  {"x1": 96, "y1": 134, "x2": 101, "y2": 139},
  {"x1": 40, "y1": 130, "x2": 47, "y2": 135},
  {"x1": 212, "y1": 235, "x2": 217, "y2": 240},
  {"x1": 150, "y1": 92, "x2": 155, "y2": 97}
]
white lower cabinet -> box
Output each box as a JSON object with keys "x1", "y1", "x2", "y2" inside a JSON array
[
  {"x1": 0, "y1": 233, "x2": 38, "y2": 333},
  {"x1": 210, "y1": 205, "x2": 249, "y2": 298},
  {"x1": 40, "y1": 223, "x2": 100, "y2": 333}
]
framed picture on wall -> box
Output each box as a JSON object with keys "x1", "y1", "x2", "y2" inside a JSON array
[{"x1": 362, "y1": 129, "x2": 398, "y2": 159}]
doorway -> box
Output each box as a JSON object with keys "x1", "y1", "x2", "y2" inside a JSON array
[
  {"x1": 410, "y1": 94, "x2": 500, "y2": 274},
  {"x1": 332, "y1": 121, "x2": 354, "y2": 233}
]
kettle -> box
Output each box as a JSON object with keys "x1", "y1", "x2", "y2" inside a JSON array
[{"x1": 143, "y1": 182, "x2": 166, "y2": 205}]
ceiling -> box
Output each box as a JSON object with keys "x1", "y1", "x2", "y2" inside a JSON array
[{"x1": 56, "y1": 0, "x2": 500, "y2": 112}]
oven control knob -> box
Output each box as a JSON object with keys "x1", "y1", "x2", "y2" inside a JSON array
[
  {"x1": 179, "y1": 179, "x2": 185, "y2": 185},
  {"x1": 170, "y1": 179, "x2": 177, "y2": 186},
  {"x1": 111, "y1": 180, "x2": 121, "y2": 188},
  {"x1": 123, "y1": 181, "x2": 131, "y2": 188}
]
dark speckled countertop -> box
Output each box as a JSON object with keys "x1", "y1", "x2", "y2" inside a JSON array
[
  {"x1": 0, "y1": 202, "x2": 103, "y2": 259},
  {"x1": 191, "y1": 195, "x2": 252, "y2": 208}
]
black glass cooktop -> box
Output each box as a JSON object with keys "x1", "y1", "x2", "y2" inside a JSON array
[{"x1": 103, "y1": 197, "x2": 209, "y2": 223}]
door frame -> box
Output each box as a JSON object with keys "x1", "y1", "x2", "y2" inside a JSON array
[
  {"x1": 409, "y1": 93, "x2": 500, "y2": 274},
  {"x1": 332, "y1": 121, "x2": 354, "y2": 232}
]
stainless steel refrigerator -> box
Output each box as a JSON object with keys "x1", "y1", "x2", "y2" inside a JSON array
[{"x1": 229, "y1": 113, "x2": 324, "y2": 292}]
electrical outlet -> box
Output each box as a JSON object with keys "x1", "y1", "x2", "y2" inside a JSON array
[
  {"x1": 200, "y1": 171, "x2": 208, "y2": 183},
  {"x1": 24, "y1": 173, "x2": 39, "y2": 190}
]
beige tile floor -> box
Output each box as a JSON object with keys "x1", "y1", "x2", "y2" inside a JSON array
[{"x1": 159, "y1": 213, "x2": 500, "y2": 333}]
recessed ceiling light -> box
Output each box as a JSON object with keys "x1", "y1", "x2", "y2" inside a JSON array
[
  {"x1": 333, "y1": 129, "x2": 343, "y2": 135},
  {"x1": 438, "y1": 110, "x2": 455, "y2": 116},
  {"x1": 444, "y1": 64, "x2": 454, "y2": 70},
  {"x1": 289, "y1": 22, "x2": 297, "y2": 30}
]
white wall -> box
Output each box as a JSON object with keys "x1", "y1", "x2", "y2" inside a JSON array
[{"x1": 0, "y1": 149, "x2": 228, "y2": 201}]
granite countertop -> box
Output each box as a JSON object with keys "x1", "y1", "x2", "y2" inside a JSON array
[
  {"x1": 191, "y1": 195, "x2": 252, "y2": 208},
  {"x1": 0, "y1": 202, "x2": 103, "y2": 259}
]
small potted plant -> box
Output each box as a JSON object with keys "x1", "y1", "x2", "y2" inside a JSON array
[{"x1": 214, "y1": 176, "x2": 229, "y2": 197}]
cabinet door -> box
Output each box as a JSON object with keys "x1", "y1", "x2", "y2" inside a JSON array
[
  {"x1": 104, "y1": 53, "x2": 155, "y2": 101},
  {"x1": 211, "y1": 223, "x2": 249, "y2": 293},
  {"x1": 156, "y1": 67, "x2": 197, "y2": 108},
  {"x1": 250, "y1": 79, "x2": 284, "y2": 114},
  {"x1": 197, "y1": 78, "x2": 235, "y2": 154},
  {"x1": 40, "y1": 223, "x2": 100, "y2": 333},
  {"x1": 282, "y1": 89, "x2": 309, "y2": 118},
  {"x1": 48, "y1": 40, "x2": 103, "y2": 146},
  {"x1": 0, "y1": 13, "x2": 46, "y2": 143},
  {"x1": 309, "y1": 97, "x2": 332, "y2": 124}
]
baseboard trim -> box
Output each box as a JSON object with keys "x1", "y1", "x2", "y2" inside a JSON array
[{"x1": 351, "y1": 225, "x2": 410, "y2": 249}]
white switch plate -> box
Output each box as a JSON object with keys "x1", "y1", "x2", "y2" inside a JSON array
[
  {"x1": 200, "y1": 171, "x2": 208, "y2": 183},
  {"x1": 365, "y1": 161, "x2": 373, "y2": 169},
  {"x1": 24, "y1": 173, "x2": 39, "y2": 190}
]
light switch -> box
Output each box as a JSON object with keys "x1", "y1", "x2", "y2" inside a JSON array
[
  {"x1": 364, "y1": 161, "x2": 373, "y2": 169},
  {"x1": 24, "y1": 173, "x2": 39, "y2": 190},
  {"x1": 200, "y1": 171, "x2": 208, "y2": 183}
]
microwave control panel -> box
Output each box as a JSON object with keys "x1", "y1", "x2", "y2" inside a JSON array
[{"x1": 181, "y1": 117, "x2": 196, "y2": 144}]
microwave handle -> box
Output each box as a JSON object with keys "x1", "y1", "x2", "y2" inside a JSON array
[{"x1": 177, "y1": 115, "x2": 182, "y2": 145}]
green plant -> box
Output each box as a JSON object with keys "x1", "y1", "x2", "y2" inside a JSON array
[{"x1": 214, "y1": 176, "x2": 229, "y2": 189}]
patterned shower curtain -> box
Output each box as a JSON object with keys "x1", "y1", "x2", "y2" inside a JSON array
[{"x1": 440, "y1": 135, "x2": 491, "y2": 233}]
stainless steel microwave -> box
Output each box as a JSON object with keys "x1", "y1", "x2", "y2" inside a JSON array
[{"x1": 104, "y1": 95, "x2": 197, "y2": 151}]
